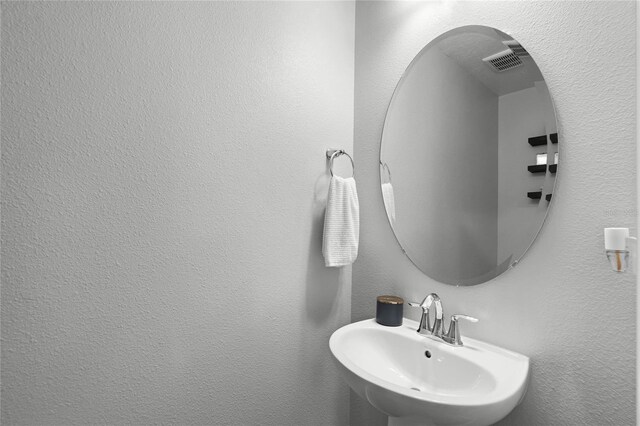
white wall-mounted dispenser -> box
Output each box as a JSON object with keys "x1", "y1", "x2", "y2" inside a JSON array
[{"x1": 604, "y1": 228, "x2": 636, "y2": 273}]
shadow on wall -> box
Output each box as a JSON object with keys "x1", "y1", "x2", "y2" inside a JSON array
[
  {"x1": 282, "y1": 168, "x2": 352, "y2": 425},
  {"x1": 305, "y1": 170, "x2": 343, "y2": 325}
]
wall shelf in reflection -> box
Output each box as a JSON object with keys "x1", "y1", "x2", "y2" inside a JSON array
[
  {"x1": 527, "y1": 191, "x2": 552, "y2": 201},
  {"x1": 527, "y1": 191, "x2": 542, "y2": 199},
  {"x1": 527, "y1": 164, "x2": 557, "y2": 174},
  {"x1": 528, "y1": 133, "x2": 558, "y2": 147}
]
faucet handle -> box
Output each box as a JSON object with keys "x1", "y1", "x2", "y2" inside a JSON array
[
  {"x1": 445, "y1": 314, "x2": 478, "y2": 346},
  {"x1": 451, "y1": 314, "x2": 478, "y2": 323},
  {"x1": 407, "y1": 301, "x2": 432, "y2": 335},
  {"x1": 407, "y1": 298, "x2": 445, "y2": 337}
]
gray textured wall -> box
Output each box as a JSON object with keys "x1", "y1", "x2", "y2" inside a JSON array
[
  {"x1": 1, "y1": 2, "x2": 354, "y2": 424},
  {"x1": 353, "y1": 1, "x2": 636, "y2": 425}
]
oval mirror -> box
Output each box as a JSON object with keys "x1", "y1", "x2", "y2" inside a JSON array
[{"x1": 380, "y1": 25, "x2": 558, "y2": 286}]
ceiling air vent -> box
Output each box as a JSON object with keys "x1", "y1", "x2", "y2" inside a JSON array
[
  {"x1": 502, "y1": 40, "x2": 530, "y2": 57},
  {"x1": 482, "y1": 49, "x2": 523, "y2": 72}
]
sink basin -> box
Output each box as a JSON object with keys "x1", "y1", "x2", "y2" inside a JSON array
[{"x1": 329, "y1": 319, "x2": 529, "y2": 426}]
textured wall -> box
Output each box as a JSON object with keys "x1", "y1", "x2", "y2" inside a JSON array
[
  {"x1": 353, "y1": 1, "x2": 636, "y2": 425},
  {"x1": 1, "y1": 2, "x2": 354, "y2": 425}
]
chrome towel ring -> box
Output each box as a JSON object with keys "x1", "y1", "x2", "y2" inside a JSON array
[{"x1": 326, "y1": 149, "x2": 354, "y2": 178}]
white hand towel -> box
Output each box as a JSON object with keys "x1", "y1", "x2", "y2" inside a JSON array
[
  {"x1": 381, "y1": 182, "x2": 396, "y2": 226},
  {"x1": 322, "y1": 176, "x2": 359, "y2": 267}
]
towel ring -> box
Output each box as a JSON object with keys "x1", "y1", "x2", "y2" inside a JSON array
[{"x1": 327, "y1": 149, "x2": 355, "y2": 178}]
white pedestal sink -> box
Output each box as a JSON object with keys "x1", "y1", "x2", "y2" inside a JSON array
[{"x1": 329, "y1": 319, "x2": 530, "y2": 426}]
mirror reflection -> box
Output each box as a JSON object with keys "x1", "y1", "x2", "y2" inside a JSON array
[{"x1": 380, "y1": 26, "x2": 557, "y2": 286}]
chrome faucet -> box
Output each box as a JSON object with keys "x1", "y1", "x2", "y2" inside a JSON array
[
  {"x1": 408, "y1": 293, "x2": 444, "y2": 337},
  {"x1": 408, "y1": 294, "x2": 478, "y2": 346}
]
